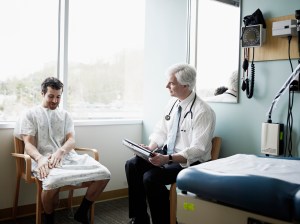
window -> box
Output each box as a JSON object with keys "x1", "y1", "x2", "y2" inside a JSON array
[
  {"x1": 0, "y1": 0, "x2": 58, "y2": 121},
  {"x1": 0, "y1": 0, "x2": 144, "y2": 122},
  {"x1": 67, "y1": 0, "x2": 144, "y2": 119},
  {"x1": 188, "y1": 0, "x2": 240, "y2": 101}
]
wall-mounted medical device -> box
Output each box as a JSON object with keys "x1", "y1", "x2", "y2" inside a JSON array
[
  {"x1": 261, "y1": 122, "x2": 284, "y2": 156},
  {"x1": 240, "y1": 9, "x2": 266, "y2": 98},
  {"x1": 272, "y1": 20, "x2": 297, "y2": 37},
  {"x1": 241, "y1": 24, "x2": 266, "y2": 48},
  {"x1": 241, "y1": 8, "x2": 266, "y2": 48}
]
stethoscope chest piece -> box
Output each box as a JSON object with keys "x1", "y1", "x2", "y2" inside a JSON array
[
  {"x1": 165, "y1": 94, "x2": 197, "y2": 121},
  {"x1": 165, "y1": 115, "x2": 171, "y2": 121}
]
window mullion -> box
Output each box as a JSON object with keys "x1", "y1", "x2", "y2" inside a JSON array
[{"x1": 58, "y1": 0, "x2": 69, "y2": 109}]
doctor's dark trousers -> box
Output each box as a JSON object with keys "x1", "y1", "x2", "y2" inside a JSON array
[{"x1": 125, "y1": 156, "x2": 183, "y2": 224}]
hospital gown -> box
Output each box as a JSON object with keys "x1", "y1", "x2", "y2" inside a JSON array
[{"x1": 14, "y1": 105, "x2": 111, "y2": 190}]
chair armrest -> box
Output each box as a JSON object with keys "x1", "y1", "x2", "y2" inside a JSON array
[
  {"x1": 74, "y1": 147, "x2": 99, "y2": 161},
  {"x1": 11, "y1": 152, "x2": 34, "y2": 182}
]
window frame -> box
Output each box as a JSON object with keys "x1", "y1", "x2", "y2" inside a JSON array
[{"x1": 0, "y1": 0, "x2": 144, "y2": 126}]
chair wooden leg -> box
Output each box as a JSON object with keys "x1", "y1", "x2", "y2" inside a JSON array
[
  {"x1": 67, "y1": 189, "x2": 75, "y2": 218},
  {"x1": 36, "y1": 180, "x2": 43, "y2": 224},
  {"x1": 170, "y1": 183, "x2": 177, "y2": 224},
  {"x1": 68, "y1": 189, "x2": 74, "y2": 209},
  {"x1": 12, "y1": 176, "x2": 21, "y2": 220},
  {"x1": 90, "y1": 203, "x2": 95, "y2": 224}
]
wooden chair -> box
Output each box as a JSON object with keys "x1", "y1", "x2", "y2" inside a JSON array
[
  {"x1": 11, "y1": 137, "x2": 99, "y2": 224},
  {"x1": 169, "y1": 136, "x2": 222, "y2": 224}
]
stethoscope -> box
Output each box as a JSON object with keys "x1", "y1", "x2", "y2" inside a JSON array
[{"x1": 165, "y1": 94, "x2": 197, "y2": 121}]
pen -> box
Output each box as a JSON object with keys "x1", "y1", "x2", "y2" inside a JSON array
[
  {"x1": 150, "y1": 148, "x2": 159, "y2": 157},
  {"x1": 152, "y1": 148, "x2": 159, "y2": 153}
]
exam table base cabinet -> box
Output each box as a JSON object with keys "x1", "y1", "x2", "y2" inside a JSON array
[{"x1": 177, "y1": 193, "x2": 292, "y2": 224}]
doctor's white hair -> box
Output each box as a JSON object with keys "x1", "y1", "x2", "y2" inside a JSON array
[{"x1": 166, "y1": 63, "x2": 196, "y2": 91}]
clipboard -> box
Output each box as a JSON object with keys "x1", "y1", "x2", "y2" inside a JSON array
[{"x1": 122, "y1": 138, "x2": 153, "y2": 160}]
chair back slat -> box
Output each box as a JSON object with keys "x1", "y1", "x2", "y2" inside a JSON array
[
  {"x1": 14, "y1": 137, "x2": 25, "y2": 154},
  {"x1": 13, "y1": 137, "x2": 26, "y2": 176},
  {"x1": 211, "y1": 136, "x2": 222, "y2": 160}
]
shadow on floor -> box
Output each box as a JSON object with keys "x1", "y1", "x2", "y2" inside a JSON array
[{"x1": 1, "y1": 197, "x2": 130, "y2": 224}]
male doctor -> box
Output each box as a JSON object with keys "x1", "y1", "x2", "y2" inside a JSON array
[{"x1": 125, "y1": 63, "x2": 216, "y2": 224}]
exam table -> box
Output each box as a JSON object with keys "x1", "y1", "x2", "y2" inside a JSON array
[{"x1": 176, "y1": 154, "x2": 300, "y2": 224}]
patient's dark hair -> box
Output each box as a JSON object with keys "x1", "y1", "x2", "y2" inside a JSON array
[
  {"x1": 214, "y1": 86, "x2": 228, "y2": 96},
  {"x1": 41, "y1": 77, "x2": 64, "y2": 94}
]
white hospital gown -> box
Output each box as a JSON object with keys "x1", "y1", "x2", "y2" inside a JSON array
[{"x1": 14, "y1": 105, "x2": 111, "y2": 190}]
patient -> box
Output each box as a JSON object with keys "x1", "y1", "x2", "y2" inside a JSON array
[
  {"x1": 14, "y1": 77, "x2": 111, "y2": 224},
  {"x1": 214, "y1": 86, "x2": 228, "y2": 96},
  {"x1": 206, "y1": 71, "x2": 238, "y2": 103}
]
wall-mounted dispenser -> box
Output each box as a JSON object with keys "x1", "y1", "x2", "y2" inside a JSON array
[{"x1": 272, "y1": 19, "x2": 297, "y2": 37}]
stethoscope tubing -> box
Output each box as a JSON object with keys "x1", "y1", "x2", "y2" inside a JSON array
[{"x1": 165, "y1": 94, "x2": 197, "y2": 121}]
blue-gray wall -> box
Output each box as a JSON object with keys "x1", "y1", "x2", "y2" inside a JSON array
[
  {"x1": 143, "y1": 0, "x2": 188, "y2": 142},
  {"x1": 143, "y1": 0, "x2": 300, "y2": 158}
]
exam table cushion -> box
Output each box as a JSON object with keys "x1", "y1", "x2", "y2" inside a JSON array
[{"x1": 176, "y1": 154, "x2": 300, "y2": 222}]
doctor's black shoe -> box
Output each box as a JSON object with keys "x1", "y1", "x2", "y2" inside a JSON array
[
  {"x1": 128, "y1": 217, "x2": 150, "y2": 224},
  {"x1": 44, "y1": 212, "x2": 55, "y2": 224},
  {"x1": 128, "y1": 218, "x2": 135, "y2": 224},
  {"x1": 74, "y1": 211, "x2": 90, "y2": 224}
]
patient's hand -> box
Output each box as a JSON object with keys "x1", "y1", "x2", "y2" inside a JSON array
[
  {"x1": 36, "y1": 156, "x2": 50, "y2": 179},
  {"x1": 48, "y1": 148, "x2": 65, "y2": 168}
]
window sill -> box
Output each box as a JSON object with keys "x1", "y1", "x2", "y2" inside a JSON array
[
  {"x1": 74, "y1": 119, "x2": 143, "y2": 126},
  {"x1": 0, "y1": 119, "x2": 143, "y2": 129}
]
